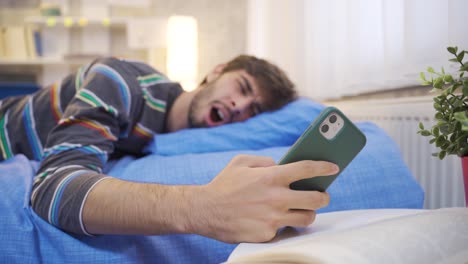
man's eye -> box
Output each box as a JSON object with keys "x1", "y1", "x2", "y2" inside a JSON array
[
  {"x1": 240, "y1": 85, "x2": 247, "y2": 96},
  {"x1": 251, "y1": 104, "x2": 261, "y2": 116}
]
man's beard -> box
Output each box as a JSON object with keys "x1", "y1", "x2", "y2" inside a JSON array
[{"x1": 188, "y1": 81, "x2": 216, "y2": 128}]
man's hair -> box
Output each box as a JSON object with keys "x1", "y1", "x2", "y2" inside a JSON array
[{"x1": 222, "y1": 55, "x2": 297, "y2": 112}]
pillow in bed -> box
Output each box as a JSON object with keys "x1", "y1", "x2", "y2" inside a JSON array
[{"x1": 145, "y1": 97, "x2": 325, "y2": 155}]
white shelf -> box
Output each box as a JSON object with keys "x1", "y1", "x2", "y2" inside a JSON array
[
  {"x1": 0, "y1": 58, "x2": 89, "y2": 66},
  {"x1": 24, "y1": 16, "x2": 128, "y2": 28},
  {"x1": 7, "y1": 14, "x2": 166, "y2": 85}
]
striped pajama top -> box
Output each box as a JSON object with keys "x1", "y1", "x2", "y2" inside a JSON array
[{"x1": 0, "y1": 57, "x2": 183, "y2": 235}]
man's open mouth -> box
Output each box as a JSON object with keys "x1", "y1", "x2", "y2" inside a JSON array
[
  {"x1": 206, "y1": 103, "x2": 232, "y2": 127},
  {"x1": 210, "y1": 106, "x2": 225, "y2": 123}
]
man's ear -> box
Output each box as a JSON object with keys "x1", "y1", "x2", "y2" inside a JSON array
[{"x1": 205, "y1": 63, "x2": 226, "y2": 83}]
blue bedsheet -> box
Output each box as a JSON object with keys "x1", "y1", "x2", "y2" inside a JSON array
[
  {"x1": 0, "y1": 155, "x2": 236, "y2": 264},
  {"x1": 0, "y1": 98, "x2": 424, "y2": 263}
]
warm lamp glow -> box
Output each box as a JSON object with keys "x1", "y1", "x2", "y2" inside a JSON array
[{"x1": 166, "y1": 16, "x2": 198, "y2": 91}]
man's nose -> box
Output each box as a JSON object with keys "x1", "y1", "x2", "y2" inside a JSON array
[{"x1": 231, "y1": 97, "x2": 254, "y2": 121}]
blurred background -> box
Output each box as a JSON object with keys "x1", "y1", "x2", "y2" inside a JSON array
[
  {"x1": 0, "y1": 0, "x2": 467, "y2": 208},
  {"x1": 1, "y1": 0, "x2": 467, "y2": 98},
  {"x1": 0, "y1": 0, "x2": 248, "y2": 93}
]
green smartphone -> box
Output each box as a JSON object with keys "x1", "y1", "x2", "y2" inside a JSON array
[{"x1": 279, "y1": 106, "x2": 367, "y2": 191}]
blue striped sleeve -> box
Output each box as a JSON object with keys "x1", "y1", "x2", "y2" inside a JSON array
[{"x1": 31, "y1": 57, "x2": 143, "y2": 235}]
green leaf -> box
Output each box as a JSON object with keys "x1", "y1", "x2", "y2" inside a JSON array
[
  {"x1": 450, "y1": 133, "x2": 457, "y2": 142},
  {"x1": 443, "y1": 74, "x2": 454, "y2": 83},
  {"x1": 440, "y1": 124, "x2": 449, "y2": 134},
  {"x1": 449, "y1": 58, "x2": 459, "y2": 62},
  {"x1": 434, "y1": 77, "x2": 444, "y2": 89},
  {"x1": 446, "y1": 144, "x2": 456, "y2": 154},
  {"x1": 454, "y1": 111, "x2": 468, "y2": 121},
  {"x1": 461, "y1": 65, "x2": 468, "y2": 71},
  {"x1": 442, "y1": 88, "x2": 452, "y2": 96},
  {"x1": 438, "y1": 150, "x2": 446, "y2": 160},
  {"x1": 447, "y1": 47, "x2": 458, "y2": 55},
  {"x1": 441, "y1": 67, "x2": 445, "y2": 74},
  {"x1": 427, "y1": 67, "x2": 435, "y2": 73},
  {"x1": 419, "y1": 122, "x2": 424, "y2": 130},
  {"x1": 463, "y1": 80, "x2": 468, "y2": 96},
  {"x1": 457, "y1": 52, "x2": 465, "y2": 62},
  {"x1": 429, "y1": 138, "x2": 437, "y2": 144},
  {"x1": 421, "y1": 130, "x2": 432, "y2": 137},
  {"x1": 461, "y1": 121, "x2": 468, "y2": 132},
  {"x1": 442, "y1": 142, "x2": 450, "y2": 149},
  {"x1": 420, "y1": 72, "x2": 427, "y2": 81},
  {"x1": 436, "y1": 136, "x2": 445, "y2": 147},
  {"x1": 446, "y1": 86, "x2": 453, "y2": 94},
  {"x1": 447, "y1": 123, "x2": 456, "y2": 133},
  {"x1": 435, "y1": 112, "x2": 443, "y2": 120},
  {"x1": 449, "y1": 96, "x2": 457, "y2": 105},
  {"x1": 456, "y1": 135, "x2": 468, "y2": 145},
  {"x1": 439, "y1": 97, "x2": 448, "y2": 105},
  {"x1": 433, "y1": 127, "x2": 440, "y2": 136}
]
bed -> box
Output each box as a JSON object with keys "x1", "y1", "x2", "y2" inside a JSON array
[{"x1": 0, "y1": 98, "x2": 424, "y2": 263}]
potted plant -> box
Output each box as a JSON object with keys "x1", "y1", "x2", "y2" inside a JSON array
[{"x1": 417, "y1": 46, "x2": 468, "y2": 206}]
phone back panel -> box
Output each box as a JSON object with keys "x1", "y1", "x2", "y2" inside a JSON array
[{"x1": 279, "y1": 107, "x2": 366, "y2": 191}]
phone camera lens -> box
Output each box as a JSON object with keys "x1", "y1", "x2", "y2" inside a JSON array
[
  {"x1": 321, "y1": 124, "x2": 329, "y2": 133},
  {"x1": 329, "y1": 115, "x2": 337, "y2": 123}
]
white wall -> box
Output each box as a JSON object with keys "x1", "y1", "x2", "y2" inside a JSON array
[
  {"x1": 247, "y1": 0, "x2": 306, "y2": 95},
  {"x1": 149, "y1": 0, "x2": 247, "y2": 83},
  {"x1": 247, "y1": 0, "x2": 468, "y2": 100}
]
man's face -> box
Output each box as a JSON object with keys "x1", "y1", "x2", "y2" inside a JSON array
[{"x1": 188, "y1": 70, "x2": 265, "y2": 128}]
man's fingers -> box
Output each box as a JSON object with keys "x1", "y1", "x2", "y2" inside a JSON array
[
  {"x1": 285, "y1": 191, "x2": 330, "y2": 210},
  {"x1": 274, "y1": 160, "x2": 339, "y2": 184},
  {"x1": 281, "y1": 210, "x2": 317, "y2": 228},
  {"x1": 230, "y1": 155, "x2": 276, "y2": 168}
]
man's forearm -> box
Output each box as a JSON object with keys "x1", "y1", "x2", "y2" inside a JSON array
[
  {"x1": 82, "y1": 177, "x2": 201, "y2": 235},
  {"x1": 82, "y1": 156, "x2": 337, "y2": 243}
]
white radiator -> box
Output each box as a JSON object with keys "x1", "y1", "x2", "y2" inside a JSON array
[{"x1": 329, "y1": 96, "x2": 465, "y2": 209}]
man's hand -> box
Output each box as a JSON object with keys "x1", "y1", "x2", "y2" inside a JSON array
[
  {"x1": 82, "y1": 155, "x2": 337, "y2": 243},
  {"x1": 186, "y1": 155, "x2": 339, "y2": 243}
]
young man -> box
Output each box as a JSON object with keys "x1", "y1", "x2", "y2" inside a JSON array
[{"x1": 0, "y1": 55, "x2": 338, "y2": 243}]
